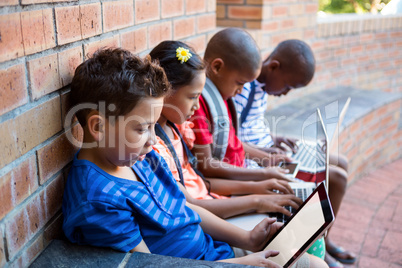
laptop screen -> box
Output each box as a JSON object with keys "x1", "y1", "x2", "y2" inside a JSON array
[
  {"x1": 264, "y1": 182, "x2": 334, "y2": 267},
  {"x1": 315, "y1": 109, "x2": 329, "y2": 187}
]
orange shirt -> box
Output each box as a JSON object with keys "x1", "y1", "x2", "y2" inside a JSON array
[{"x1": 153, "y1": 123, "x2": 226, "y2": 200}]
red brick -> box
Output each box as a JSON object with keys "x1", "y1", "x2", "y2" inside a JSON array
[
  {"x1": 228, "y1": 6, "x2": 262, "y2": 19},
  {"x1": 281, "y1": 19, "x2": 295, "y2": 30},
  {"x1": 272, "y1": 6, "x2": 287, "y2": 18},
  {"x1": 9, "y1": 234, "x2": 45, "y2": 268},
  {"x1": 216, "y1": 4, "x2": 226, "y2": 19},
  {"x1": 327, "y1": 37, "x2": 342, "y2": 48},
  {"x1": 83, "y1": 36, "x2": 120, "y2": 59},
  {"x1": 244, "y1": 21, "x2": 261, "y2": 29},
  {"x1": 21, "y1": 9, "x2": 55, "y2": 55},
  {"x1": 186, "y1": 0, "x2": 206, "y2": 14},
  {"x1": 28, "y1": 53, "x2": 61, "y2": 100},
  {"x1": 0, "y1": 155, "x2": 38, "y2": 221},
  {"x1": 135, "y1": 0, "x2": 160, "y2": 24},
  {"x1": 55, "y1": 6, "x2": 81, "y2": 45},
  {"x1": 43, "y1": 214, "x2": 64, "y2": 244},
  {"x1": 80, "y1": 3, "x2": 102, "y2": 39},
  {"x1": 305, "y1": 3, "x2": 318, "y2": 14},
  {"x1": 0, "y1": 64, "x2": 27, "y2": 116},
  {"x1": 350, "y1": 44, "x2": 363, "y2": 54},
  {"x1": 0, "y1": 13, "x2": 24, "y2": 62},
  {"x1": 375, "y1": 32, "x2": 388, "y2": 41},
  {"x1": 5, "y1": 174, "x2": 63, "y2": 260},
  {"x1": 304, "y1": 29, "x2": 315, "y2": 39},
  {"x1": 5, "y1": 195, "x2": 44, "y2": 259},
  {"x1": 217, "y1": 19, "x2": 244, "y2": 28},
  {"x1": 288, "y1": 4, "x2": 304, "y2": 16},
  {"x1": 174, "y1": 17, "x2": 196, "y2": 40},
  {"x1": 37, "y1": 130, "x2": 80, "y2": 184},
  {"x1": 0, "y1": 96, "x2": 62, "y2": 169},
  {"x1": 310, "y1": 40, "x2": 324, "y2": 51},
  {"x1": 161, "y1": 0, "x2": 184, "y2": 18},
  {"x1": 365, "y1": 43, "x2": 380, "y2": 52},
  {"x1": 103, "y1": 0, "x2": 134, "y2": 32},
  {"x1": 333, "y1": 47, "x2": 347, "y2": 57},
  {"x1": 58, "y1": 46, "x2": 83, "y2": 88},
  {"x1": 121, "y1": 27, "x2": 148, "y2": 54},
  {"x1": 197, "y1": 14, "x2": 216, "y2": 33},
  {"x1": 148, "y1": 21, "x2": 172, "y2": 48},
  {"x1": 185, "y1": 35, "x2": 207, "y2": 54},
  {"x1": 0, "y1": 0, "x2": 18, "y2": 5},
  {"x1": 207, "y1": 0, "x2": 216, "y2": 12}
]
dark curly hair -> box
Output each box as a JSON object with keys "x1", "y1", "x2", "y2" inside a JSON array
[
  {"x1": 149, "y1": 41, "x2": 205, "y2": 89},
  {"x1": 70, "y1": 48, "x2": 171, "y2": 126}
]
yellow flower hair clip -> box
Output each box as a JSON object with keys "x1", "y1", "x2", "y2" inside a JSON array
[{"x1": 176, "y1": 47, "x2": 192, "y2": 64}]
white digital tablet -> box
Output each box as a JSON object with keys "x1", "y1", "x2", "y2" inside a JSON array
[{"x1": 264, "y1": 182, "x2": 335, "y2": 268}]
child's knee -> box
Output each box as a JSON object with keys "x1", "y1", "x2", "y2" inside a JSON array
[
  {"x1": 329, "y1": 166, "x2": 347, "y2": 189},
  {"x1": 337, "y1": 154, "x2": 348, "y2": 172},
  {"x1": 329, "y1": 153, "x2": 348, "y2": 172}
]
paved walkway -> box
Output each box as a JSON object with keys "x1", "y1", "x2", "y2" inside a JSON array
[{"x1": 330, "y1": 158, "x2": 402, "y2": 268}]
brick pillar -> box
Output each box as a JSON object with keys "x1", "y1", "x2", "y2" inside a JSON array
[{"x1": 217, "y1": 0, "x2": 318, "y2": 52}]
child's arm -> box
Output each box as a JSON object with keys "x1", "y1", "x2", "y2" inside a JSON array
[
  {"x1": 218, "y1": 250, "x2": 281, "y2": 268},
  {"x1": 186, "y1": 202, "x2": 283, "y2": 252},
  {"x1": 272, "y1": 135, "x2": 299, "y2": 154},
  {"x1": 208, "y1": 177, "x2": 294, "y2": 195},
  {"x1": 179, "y1": 182, "x2": 301, "y2": 218},
  {"x1": 242, "y1": 142, "x2": 293, "y2": 167},
  {"x1": 192, "y1": 144, "x2": 292, "y2": 182}
]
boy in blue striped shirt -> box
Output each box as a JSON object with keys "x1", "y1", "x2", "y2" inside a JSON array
[
  {"x1": 62, "y1": 48, "x2": 285, "y2": 267},
  {"x1": 234, "y1": 40, "x2": 356, "y2": 266}
]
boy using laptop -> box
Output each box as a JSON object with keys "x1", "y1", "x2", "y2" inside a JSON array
[
  {"x1": 189, "y1": 27, "x2": 292, "y2": 183},
  {"x1": 234, "y1": 39, "x2": 356, "y2": 266}
]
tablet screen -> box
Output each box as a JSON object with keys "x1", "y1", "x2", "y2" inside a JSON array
[{"x1": 264, "y1": 189, "x2": 327, "y2": 267}]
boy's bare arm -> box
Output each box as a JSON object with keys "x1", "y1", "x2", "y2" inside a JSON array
[
  {"x1": 192, "y1": 144, "x2": 292, "y2": 182},
  {"x1": 242, "y1": 142, "x2": 292, "y2": 167},
  {"x1": 186, "y1": 202, "x2": 282, "y2": 252},
  {"x1": 129, "y1": 239, "x2": 151, "y2": 253},
  {"x1": 178, "y1": 181, "x2": 301, "y2": 219},
  {"x1": 207, "y1": 178, "x2": 293, "y2": 195},
  {"x1": 218, "y1": 250, "x2": 281, "y2": 268}
]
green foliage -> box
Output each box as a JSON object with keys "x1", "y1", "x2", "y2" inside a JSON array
[{"x1": 319, "y1": 0, "x2": 391, "y2": 14}]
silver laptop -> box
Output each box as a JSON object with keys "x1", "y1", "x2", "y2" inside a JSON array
[
  {"x1": 291, "y1": 98, "x2": 351, "y2": 174},
  {"x1": 271, "y1": 108, "x2": 330, "y2": 222}
]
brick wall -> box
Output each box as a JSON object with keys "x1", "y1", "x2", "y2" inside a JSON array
[
  {"x1": 0, "y1": 1, "x2": 216, "y2": 266},
  {"x1": 0, "y1": 0, "x2": 401, "y2": 266}
]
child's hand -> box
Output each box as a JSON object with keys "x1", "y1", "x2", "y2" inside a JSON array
[
  {"x1": 251, "y1": 179, "x2": 294, "y2": 194},
  {"x1": 230, "y1": 250, "x2": 281, "y2": 267},
  {"x1": 261, "y1": 154, "x2": 293, "y2": 167},
  {"x1": 273, "y1": 136, "x2": 299, "y2": 154},
  {"x1": 246, "y1": 217, "x2": 283, "y2": 252},
  {"x1": 261, "y1": 167, "x2": 294, "y2": 182},
  {"x1": 254, "y1": 194, "x2": 302, "y2": 216}
]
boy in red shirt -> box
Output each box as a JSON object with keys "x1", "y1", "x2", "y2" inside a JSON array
[{"x1": 190, "y1": 28, "x2": 291, "y2": 182}]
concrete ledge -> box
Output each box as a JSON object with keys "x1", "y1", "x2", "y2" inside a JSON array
[
  {"x1": 265, "y1": 86, "x2": 402, "y2": 183},
  {"x1": 29, "y1": 240, "x2": 253, "y2": 268}
]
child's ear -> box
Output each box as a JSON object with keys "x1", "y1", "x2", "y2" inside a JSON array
[
  {"x1": 268, "y1": 60, "x2": 280, "y2": 71},
  {"x1": 210, "y1": 58, "x2": 224, "y2": 74},
  {"x1": 87, "y1": 113, "x2": 105, "y2": 142}
]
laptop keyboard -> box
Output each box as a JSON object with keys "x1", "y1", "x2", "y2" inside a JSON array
[
  {"x1": 289, "y1": 140, "x2": 326, "y2": 173},
  {"x1": 269, "y1": 182, "x2": 316, "y2": 223}
]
